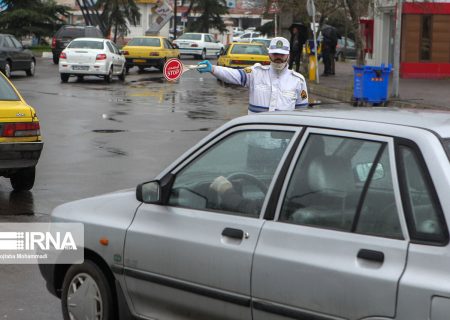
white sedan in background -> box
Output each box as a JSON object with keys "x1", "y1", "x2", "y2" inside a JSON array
[
  {"x1": 58, "y1": 37, "x2": 126, "y2": 83},
  {"x1": 173, "y1": 33, "x2": 224, "y2": 60}
]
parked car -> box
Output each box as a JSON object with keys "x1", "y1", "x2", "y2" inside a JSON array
[
  {"x1": 217, "y1": 42, "x2": 270, "y2": 68},
  {"x1": 0, "y1": 34, "x2": 36, "y2": 78},
  {"x1": 172, "y1": 33, "x2": 224, "y2": 59},
  {"x1": 39, "y1": 108, "x2": 450, "y2": 320},
  {"x1": 232, "y1": 31, "x2": 262, "y2": 43},
  {"x1": 51, "y1": 25, "x2": 103, "y2": 65},
  {"x1": 335, "y1": 37, "x2": 357, "y2": 61},
  {"x1": 58, "y1": 38, "x2": 126, "y2": 83},
  {"x1": 0, "y1": 72, "x2": 42, "y2": 191},
  {"x1": 121, "y1": 36, "x2": 179, "y2": 72}
]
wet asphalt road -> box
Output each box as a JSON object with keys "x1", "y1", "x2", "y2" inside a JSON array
[{"x1": 0, "y1": 57, "x2": 325, "y2": 319}]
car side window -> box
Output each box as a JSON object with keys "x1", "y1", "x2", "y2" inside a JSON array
[
  {"x1": 3, "y1": 36, "x2": 14, "y2": 48},
  {"x1": 168, "y1": 130, "x2": 295, "y2": 217},
  {"x1": 163, "y1": 39, "x2": 171, "y2": 49},
  {"x1": 10, "y1": 37, "x2": 22, "y2": 49},
  {"x1": 111, "y1": 42, "x2": 120, "y2": 54},
  {"x1": 280, "y1": 134, "x2": 402, "y2": 238},
  {"x1": 106, "y1": 42, "x2": 114, "y2": 53},
  {"x1": 398, "y1": 145, "x2": 447, "y2": 243},
  {"x1": 0, "y1": 37, "x2": 3, "y2": 47}
]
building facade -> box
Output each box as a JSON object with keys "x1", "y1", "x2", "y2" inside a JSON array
[{"x1": 370, "y1": 0, "x2": 450, "y2": 79}]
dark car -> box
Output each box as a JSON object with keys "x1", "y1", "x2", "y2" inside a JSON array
[
  {"x1": 51, "y1": 25, "x2": 103, "y2": 64},
  {"x1": 335, "y1": 37, "x2": 357, "y2": 61},
  {"x1": 0, "y1": 34, "x2": 36, "y2": 78}
]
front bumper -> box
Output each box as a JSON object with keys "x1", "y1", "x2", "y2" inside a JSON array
[
  {"x1": 59, "y1": 63, "x2": 109, "y2": 75},
  {"x1": 125, "y1": 57, "x2": 164, "y2": 67},
  {"x1": 0, "y1": 142, "x2": 43, "y2": 170}
]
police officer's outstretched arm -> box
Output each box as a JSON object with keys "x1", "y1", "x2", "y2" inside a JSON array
[{"x1": 197, "y1": 60, "x2": 251, "y2": 87}]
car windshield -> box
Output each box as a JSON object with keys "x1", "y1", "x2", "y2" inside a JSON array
[
  {"x1": 68, "y1": 40, "x2": 104, "y2": 49},
  {"x1": 0, "y1": 76, "x2": 19, "y2": 101},
  {"x1": 127, "y1": 38, "x2": 161, "y2": 47},
  {"x1": 178, "y1": 34, "x2": 202, "y2": 41},
  {"x1": 231, "y1": 44, "x2": 268, "y2": 55}
]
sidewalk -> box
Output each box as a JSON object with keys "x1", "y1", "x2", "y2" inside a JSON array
[{"x1": 306, "y1": 60, "x2": 450, "y2": 110}]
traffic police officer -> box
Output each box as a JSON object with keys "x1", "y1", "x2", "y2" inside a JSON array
[{"x1": 197, "y1": 37, "x2": 309, "y2": 113}]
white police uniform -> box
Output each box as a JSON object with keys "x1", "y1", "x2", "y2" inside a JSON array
[
  {"x1": 212, "y1": 37, "x2": 308, "y2": 114},
  {"x1": 213, "y1": 64, "x2": 308, "y2": 113}
]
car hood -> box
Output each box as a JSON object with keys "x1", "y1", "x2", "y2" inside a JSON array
[{"x1": 51, "y1": 189, "x2": 141, "y2": 229}]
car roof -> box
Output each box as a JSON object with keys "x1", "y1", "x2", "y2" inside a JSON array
[
  {"x1": 131, "y1": 36, "x2": 165, "y2": 39},
  {"x1": 233, "y1": 108, "x2": 450, "y2": 138},
  {"x1": 232, "y1": 42, "x2": 265, "y2": 46},
  {"x1": 71, "y1": 37, "x2": 106, "y2": 42}
]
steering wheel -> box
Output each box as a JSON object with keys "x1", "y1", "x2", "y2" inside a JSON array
[{"x1": 226, "y1": 172, "x2": 268, "y2": 194}]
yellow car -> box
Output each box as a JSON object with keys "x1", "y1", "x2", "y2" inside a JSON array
[
  {"x1": 0, "y1": 72, "x2": 42, "y2": 191},
  {"x1": 217, "y1": 42, "x2": 270, "y2": 68},
  {"x1": 122, "y1": 36, "x2": 180, "y2": 72}
]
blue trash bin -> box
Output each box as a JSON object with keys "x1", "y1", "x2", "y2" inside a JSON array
[{"x1": 353, "y1": 64, "x2": 392, "y2": 105}]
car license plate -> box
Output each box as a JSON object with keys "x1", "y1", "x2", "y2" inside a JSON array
[
  {"x1": 133, "y1": 59, "x2": 146, "y2": 63},
  {"x1": 72, "y1": 65, "x2": 89, "y2": 71}
]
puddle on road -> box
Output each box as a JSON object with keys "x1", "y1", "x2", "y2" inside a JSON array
[
  {"x1": 97, "y1": 146, "x2": 128, "y2": 156},
  {"x1": 92, "y1": 129, "x2": 127, "y2": 133},
  {"x1": 180, "y1": 128, "x2": 211, "y2": 132}
]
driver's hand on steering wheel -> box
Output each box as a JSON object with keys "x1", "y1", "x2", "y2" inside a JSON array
[{"x1": 210, "y1": 176, "x2": 232, "y2": 194}]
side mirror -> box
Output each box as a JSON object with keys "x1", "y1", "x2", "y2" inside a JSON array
[
  {"x1": 136, "y1": 181, "x2": 161, "y2": 203},
  {"x1": 172, "y1": 44, "x2": 179, "y2": 49},
  {"x1": 355, "y1": 163, "x2": 384, "y2": 182},
  {"x1": 22, "y1": 44, "x2": 30, "y2": 50},
  {"x1": 136, "y1": 173, "x2": 175, "y2": 204}
]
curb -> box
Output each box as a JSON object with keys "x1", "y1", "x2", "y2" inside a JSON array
[{"x1": 307, "y1": 81, "x2": 445, "y2": 110}]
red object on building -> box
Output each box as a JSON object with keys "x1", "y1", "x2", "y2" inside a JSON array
[
  {"x1": 359, "y1": 19, "x2": 374, "y2": 54},
  {"x1": 400, "y1": 2, "x2": 450, "y2": 79}
]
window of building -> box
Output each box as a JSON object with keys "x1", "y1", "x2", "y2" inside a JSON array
[{"x1": 420, "y1": 15, "x2": 432, "y2": 61}]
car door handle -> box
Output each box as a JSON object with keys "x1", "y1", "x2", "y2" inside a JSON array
[
  {"x1": 357, "y1": 249, "x2": 384, "y2": 263},
  {"x1": 222, "y1": 228, "x2": 244, "y2": 239}
]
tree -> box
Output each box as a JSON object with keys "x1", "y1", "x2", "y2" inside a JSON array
[
  {"x1": 0, "y1": 0, "x2": 69, "y2": 42},
  {"x1": 95, "y1": 0, "x2": 141, "y2": 42},
  {"x1": 343, "y1": 0, "x2": 371, "y2": 66},
  {"x1": 185, "y1": 0, "x2": 229, "y2": 33}
]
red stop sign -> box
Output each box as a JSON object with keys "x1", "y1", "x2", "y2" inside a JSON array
[{"x1": 163, "y1": 58, "x2": 183, "y2": 81}]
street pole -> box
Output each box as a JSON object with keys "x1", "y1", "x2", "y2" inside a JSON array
[
  {"x1": 274, "y1": 13, "x2": 278, "y2": 37},
  {"x1": 392, "y1": 0, "x2": 403, "y2": 98},
  {"x1": 173, "y1": 0, "x2": 178, "y2": 40},
  {"x1": 310, "y1": 0, "x2": 319, "y2": 84}
]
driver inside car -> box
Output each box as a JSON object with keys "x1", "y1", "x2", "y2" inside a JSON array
[{"x1": 210, "y1": 176, "x2": 262, "y2": 216}]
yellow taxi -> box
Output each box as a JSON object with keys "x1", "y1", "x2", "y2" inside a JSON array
[
  {"x1": 217, "y1": 42, "x2": 270, "y2": 68},
  {"x1": 0, "y1": 72, "x2": 42, "y2": 191},
  {"x1": 122, "y1": 36, "x2": 180, "y2": 72}
]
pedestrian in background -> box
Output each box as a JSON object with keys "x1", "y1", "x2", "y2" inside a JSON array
[
  {"x1": 288, "y1": 23, "x2": 307, "y2": 73},
  {"x1": 321, "y1": 25, "x2": 338, "y2": 76},
  {"x1": 197, "y1": 37, "x2": 309, "y2": 113}
]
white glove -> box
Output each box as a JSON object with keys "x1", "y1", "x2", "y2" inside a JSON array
[{"x1": 210, "y1": 176, "x2": 232, "y2": 194}]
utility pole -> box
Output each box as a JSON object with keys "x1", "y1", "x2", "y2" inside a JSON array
[
  {"x1": 392, "y1": 0, "x2": 403, "y2": 98},
  {"x1": 173, "y1": 0, "x2": 178, "y2": 40}
]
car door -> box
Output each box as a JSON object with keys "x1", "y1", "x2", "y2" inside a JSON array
[
  {"x1": 105, "y1": 41, "x2": 119, "y2": 73},
  {"x1": 109, "y1": 41, "x2": 124, "y2": 73},
  {"x1": 2, "y1": 36, "x2": 19, "y2": 70},
  {"x1": 252, "y1": 128, "x2": 409, "y2": 320},
  {"x1": 10, "y1": 36, "x2": 29, "y2": 69},
  {"x1": 124, "y1": 125, "x2": 301, "y2": 320}
]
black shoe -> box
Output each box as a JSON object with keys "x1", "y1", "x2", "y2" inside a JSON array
[{"x1": 321, "y1": 73, "x2": 329, "y2": 76}]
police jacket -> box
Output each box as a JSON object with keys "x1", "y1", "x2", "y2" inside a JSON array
[{"x1": 213, "y1": 63, "x2": 309, "y2": 114}]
